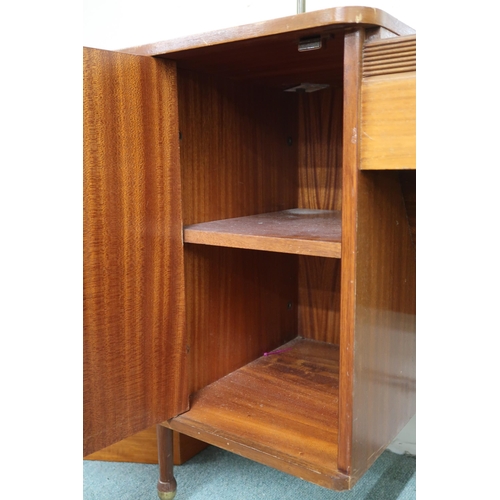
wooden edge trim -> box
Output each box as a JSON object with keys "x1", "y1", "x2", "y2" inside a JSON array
[
  {"x1": 364, "y1": 33, "x2": 416, "y2": 48},
  {"x1": 167, "y1": 418, "x2": 351, "y2": 491},
  {"x1": 120, "y1": 7, "x2": 414, "y2": 56},
  {"x1": 183, "y1": 231, "x2": 342, "y2": 259},
  {"x1": 338, "y1": 28, "x2": 364, "y2": 475}
]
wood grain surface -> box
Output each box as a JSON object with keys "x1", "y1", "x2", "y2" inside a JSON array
[
  {"x1": 184, "y1": 209, "x2": 341, "y2": 258},
  {"x1": 338, "y1": 28, "x2": 364, "y2": 475},
  {"x1": 338, "y1": 28, "x2": 416, "y2": 480},
  {"x1": 85, "y1": 426, "x2": 207, "y2": 465},
  {"x1": 360, "y1": 71, "x2": 416, "y2": 170},
  {"x1": 298, "y1": 87, "x2": 343, "y2": 211},
  {"x1": 184, "y1": 246, "x2": 298, "y2": 395},
  {"x1": 177, "y1": 68, "x2": 297, "y2": 225},
  {"x1": 297, "y1": 85, "x2": 343, "y2": 346},
  {"x1": 83, "y1": 8, "x2": 417, "y2": 491},
  {"x1": 85, "y1": 425, "x2": 160, "y2": 464},
  {"x1": 155, "y1": 29, "x2": 345, "y2": 90},
  {"x1": 363, "y1": 35, "x2": 416, "y2": 77},
  {"x1": 350, "y1": 170, "x2": 416, "y2": 482},
  {"x1": 298, "y1": 256, "x2": 341, "y2": 344},
  {"x1": 400, "y1": 170, "x2": 416, "y2": 246},
  {"x1": 122, "y1": 7, "x2": 415, "y2": 57},
  {"x1": 355, "y1": 44, "x2": 416, "y2": 486},
  {"x1": 168, "y1": 338, "x2": 348, "y2": 490},
  {"x1": 177, "y1": 67, "x2": 299, "y2": 395},
  {"x1": 361, "y1": 35, "x2": 416, "y2": 170},
  {"x1": 83, "y1": 48, "x2": 188, "y2": 456}
]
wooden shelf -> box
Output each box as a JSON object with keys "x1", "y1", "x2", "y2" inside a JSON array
[
  {"x1": 167, "y1": 338, "x2": 347, "y2": 489},
  {"x1": 183, "y1": 209, "x2": 342, "y2": 258}
]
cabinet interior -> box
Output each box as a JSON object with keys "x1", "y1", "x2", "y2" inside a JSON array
[
  {"x1": 170, "y1": 30, "x2": 346, "y2": 485},
  {"x1": 83, "y1": 8, "x2": 416, "y2": 491}
]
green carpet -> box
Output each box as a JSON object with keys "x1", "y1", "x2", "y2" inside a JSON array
[{"x1": 83, "y1": 446, "x2": 415, "y2": 499}]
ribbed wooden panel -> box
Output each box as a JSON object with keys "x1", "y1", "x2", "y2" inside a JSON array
[{"x1": 363, "y1": 35, "x2": 416, "y2": 77}]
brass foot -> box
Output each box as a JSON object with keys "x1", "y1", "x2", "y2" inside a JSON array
[
  {"x1": 157, "y1": 479, "x2": 176, "y2": 500},
  {"x1": 157, "y1": 491, "x2": 176, "y2": 500}
]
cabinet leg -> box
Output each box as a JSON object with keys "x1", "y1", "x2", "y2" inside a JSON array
[{"x1": 156, "y1": 425, "x2": 177, "y2": 500}]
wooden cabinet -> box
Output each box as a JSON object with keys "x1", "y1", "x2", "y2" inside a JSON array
[{"x1": 83, "y1": 6, "x2": 416, "y2": 496}]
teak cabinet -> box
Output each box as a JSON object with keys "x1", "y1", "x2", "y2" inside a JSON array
[{"x1": 83, "y1": 6, "x2": 416, "y2": 497}]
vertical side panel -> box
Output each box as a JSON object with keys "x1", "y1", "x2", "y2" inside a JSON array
[
  {"x1": 351, "y1": 171, "x2": 416, "y2": 481},
  {"x1": 83, "y1": 47, "x2": 188, "y2": 456},
  {"x1": 338, "y1": 29, "x2": 364, "y2": 475},
  {"x1": 347, "y1": 34, "x2": 417, "y2": 482}
]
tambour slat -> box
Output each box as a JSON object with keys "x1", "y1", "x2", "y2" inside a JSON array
[
  {"x1": 364, "y1": 57, "x2": 416, "y2": 68},
  {"x1": 364, "y1": 42, "x2": 415, "y2": 53},
  {"x1": 364, "y1": 52, "x2": 416, "y2": 63},
  {"x1": 363, "y1": 66, "x2": 416, "y2": 78},
  {"x1": 364, "y1": 34, "x2": 416, "y2": 48},
  {"x1": 363, "y1": 35, "x2": 416, "y2": 77},
  {"x1": 365, "y1": 45, "x2": 415, "y2": 54}
]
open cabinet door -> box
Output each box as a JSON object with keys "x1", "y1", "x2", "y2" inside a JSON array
[{"x1": 83, "y1": 47, "x2": 188, "y2": 457}]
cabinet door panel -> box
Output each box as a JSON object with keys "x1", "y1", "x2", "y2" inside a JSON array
[{"x1": 83, "y1": 47, "x2": 188, "y2": 457}]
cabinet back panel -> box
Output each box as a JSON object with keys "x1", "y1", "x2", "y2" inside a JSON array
[
  {"x1": 178, "y1": 69, "x2": 301, "y2": 394},
  {"x1": 297, "y1": 86, "x2": 343, "y2": 345},
  {"x1": 177, "y1": 68, "x2": 344, "y2": 390},
  {"x1": 178, "y1": 69, "x2": 298, "y2": 226},
  {"x1": 298, "y1": 256, "x2": 341, "y2": 344},
  {"x1": 298, "y1": 87, "x2": 343, "y2": 211},
  {"x1": 185, "y1": 246, "x2": 298, "y2": 394}
]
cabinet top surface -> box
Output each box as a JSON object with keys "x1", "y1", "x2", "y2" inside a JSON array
[{"x1": 120, "y1": 6, "x2": 415, "y2": 58}]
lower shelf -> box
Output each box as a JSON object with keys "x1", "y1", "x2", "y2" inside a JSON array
[{"x1": 166, "y1": 337, "x2": 349, "y2": 490}]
